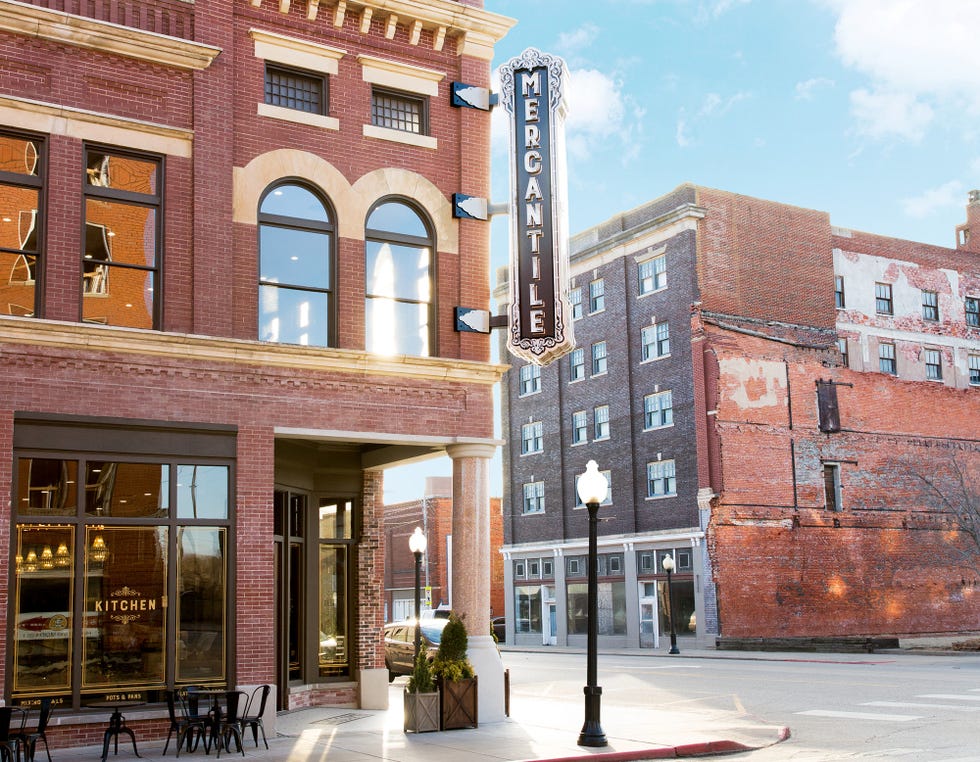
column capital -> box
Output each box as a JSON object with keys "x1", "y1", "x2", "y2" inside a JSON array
[{"x1": 446, "y1": 442, "x2": 498, "y2": 460}]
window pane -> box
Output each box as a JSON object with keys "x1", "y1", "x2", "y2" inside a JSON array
[
  {"x1": 265, "y1": 66, "x2": 324, "y2": 114},
  {"x1": 82, "y1": 267, "x2": 155, "y2": 329},
  {"x1": 318, "y1": 499, "x2": 352, "y2": 540},
  {"x1": 371, "y1": 91, "x2": 423, "y2": 134},
  {"x1": 176, "y1": 527, "x2": 226, "y2": 683},
  {"x1": 515, "y1": 585, "x2": 542, "y2": 633},
  {"x1": 365, "y1": 241, "x2": 431, "y2": 301},
  {"x1": 260, "y1": 226, "x2": 331, "y2": 289},
  {"x1": 176, "y1": 465, "x2": 228, "y2": 520},
  {"x1": 85, "y1": 462, "x2": 169, "y2": 518},
  {"x1": 318, "y1": 544, "x2": 347, "y2": 677},
  {"x1": 12, "y1": 524, "x2": 74, "y2": 694},
  {"x1": 365, "y1": 297, "x2": 430, "y2": 356},
  {"x1": 260, "y1": 184, "x2": 330, "y2": 222},
  {"x1": 367, "y1": 202, "x2": 427, "y2": 237},
  {"x1": 259, "y1": 284, "x2": 330, "y2": 346},
  {"x1": 17, "y1": 458, "x2": 78, "y2": 516},
  {"x1": 86, "y1": 152, "x2": 158, "y2": 195},
  {"x1": 83, "y1": 527, "x2": 168, "y2": 689},
  {"x1": 0, "y1": 186, "x2": 39, "y2": 316},
  {"x1": 0, "y1": 134, "x2": 41, "y2": 176},
  {"x1": 84, "y1": 199, "x2": 157, "y2": 268},
  {"x1": 566, "y1": 583, "x2": 587, "y2": 635}
]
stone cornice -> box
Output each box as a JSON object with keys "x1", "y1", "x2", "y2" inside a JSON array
[
  {"x1": 0, "y1": 0, "x2": 221, "y2": 70},
  {"x1": 0, "y1": 317, "x2": 507, "y2": 386}
]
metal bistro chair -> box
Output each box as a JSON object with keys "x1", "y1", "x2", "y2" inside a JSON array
[
  {"x1": 172, "y1": 690, "x2": 212, "y2": 757},
  {"x1": 238, "y1": 685, "x2": 270, "y2": 750},
  {"x1": 0, "y1": 707, "x2": 25, "y2": 762},
  {"x1": 15, "y1": 698, "x2": 52, "y2": 762},
  {"x1": 212, "y1": 692, "x2": 246, "y2": 758}
]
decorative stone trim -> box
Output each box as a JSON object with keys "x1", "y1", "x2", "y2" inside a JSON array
[
  {"x1": 257, "y1": 103, "x2": 340, "y2": 131},
  {"x1": 358, "y1": 54, "x2": 444, "y2": 97},
  {"x1": 362, "y1": 124, "x2": 437, "y2": 150},
  {"x1": 249, "y1": 27, "x2": 346, "y2": 74}
]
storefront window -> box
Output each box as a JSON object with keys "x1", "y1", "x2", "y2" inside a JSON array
[
  {"x1": 318, "y1": 499, "x2": 351, "y2": 677},
  {"x1": 567, "y1": 582, "x2": 627, "y2": 635},
  {"x1": 514, "y1": 586, "x2": 542, "y2": 634},
  {"x1": 177, "y1": 528, "x2": 226, "y2": 682}
]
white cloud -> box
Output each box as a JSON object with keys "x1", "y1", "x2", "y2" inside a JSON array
[
  {"x1": 795, "y1": 77, "x2": 835, "y2": 100},
  {"x1": 676, "y1": 114, "x2": 691, "y2": 148},
  {"x1": 849, "y1": 88, "x2": 933, "y2": 142},
  {"x1": 695, "y1": 0, "x2": 751, "y2": 23},
  {"x1": 901, "y1": 181, "x2": 964, "y2": 219},
  {"x1": 698, "y1": 91, "x2": 750, "y2": 117},
  {"x1": 557, "y1": 22, "x2": 601, "y2": 54}
]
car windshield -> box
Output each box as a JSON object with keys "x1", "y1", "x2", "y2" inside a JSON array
[{"x1": 420, "y1": 623, "x2": 444, "y2": 643}]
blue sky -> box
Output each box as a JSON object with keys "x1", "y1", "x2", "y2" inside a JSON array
[{"x1": 383, "y1": 0, "x2": 980, "y2": 504}]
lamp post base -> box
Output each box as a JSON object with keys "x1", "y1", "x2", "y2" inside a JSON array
[
  {"x1": 669, "y1": 634, "x2": 680, "y2": 655},
  {"x1": 578, "y1": 686, "x2": 607, "y2": 747}
]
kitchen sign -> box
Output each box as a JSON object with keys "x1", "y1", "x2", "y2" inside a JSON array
[{"x1": 499, "y1": 48, "x2": 574, "y2": 365}]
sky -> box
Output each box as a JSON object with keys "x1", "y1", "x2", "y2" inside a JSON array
[{"x1": 382, "y1": 0, "x2": 980, "y2": 504}]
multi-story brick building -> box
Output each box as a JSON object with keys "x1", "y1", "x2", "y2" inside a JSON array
[
  {"x1": 0, "y1": 0, "x2": 514, "y2": 747},
  {"x1": 498, "y1": 184, "x2": 980, "y2": 650}
]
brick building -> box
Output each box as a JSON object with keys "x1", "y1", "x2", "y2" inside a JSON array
[
  {"x1": 0, "y1": 0, "x2": 514, "y2": 747},
  {"x1": 498, "y1": 184, "x2": 980, "y2": 650},
  {"x1": 383, "y1": 476, "x2": 504, "y2": 625}
]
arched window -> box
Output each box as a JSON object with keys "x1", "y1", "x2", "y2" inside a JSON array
[
  {"x1": 258, "y1": 183, "x2": 334, "y2": 347},
  {"x1": 364, "y1": 200, "x2": 434, "y2": 357}
]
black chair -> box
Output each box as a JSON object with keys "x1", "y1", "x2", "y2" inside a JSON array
[
  {"x1": 0, "y1": 707, "x2": 24, "y2": 762},
  {"x1": 15, "y1": 698, "x2": 52, "y2": 762},
  {"x1": 213, "y1": 692, "x2": 246, "y2": 758},
  {"x1": 238, "y1": 685, "x2": 270, "y2": 750},
  {"x1": 172, "y1": 690, "x2": 212, "y2": 758}
]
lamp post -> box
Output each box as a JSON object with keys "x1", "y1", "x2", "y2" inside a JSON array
[
  {"x1": 409, "y1": 526, "x2": 428, "y2": 660},
  {"x1": 662, "y1": 553, "x2": 680, "y2": 655},
  {"x1": 576, "y1": 460, "x2": 608, "y2": 747}
]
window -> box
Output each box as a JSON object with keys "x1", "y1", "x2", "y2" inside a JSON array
[
  {"x1": 519, "y1": 364, "x2": 541, "y2": 396},
  {"x1": 921, "y1": 290, "x2": 939, "y2": 321},
  {"x1": 371, "y1": 88, "x2": 427, "y2": 135},
  {"x1": 0, "y1": 132, "x2": 42, "y2": 318},
  {"x1": 823, "y1": 463, "x2": 842, "y2": 511},
  {"x1": 522, "y1": 481, "x2": 545, "y2": 514},
  {"x1": 644, "y1": 391, "x2": 673, "y2": 429},
  {"x1": 569, "y1": 348, "x2": 585, "y2": 382},
  {"x1": 647, "y1": 459, "x2": 676, "y2": 498},
  {"x1": 515, "y1": 561, "x2": 526, "y2": 578},
  {"x1": 589, "y1": 278, "x2": 605, "y2": 313},
  {"x1": 542, "y1": 559, "x2": 553, "y2": 577},
  {"x1": 528, "y1": 560, "x2": 540, "y2": 577},
  {"x1": 591, "y1": 341, "x2": 607, "y2": 375},
  {"x1": 970, "y1": 355, "x2": 980, "y2": 386},
  {"x1": 521, "y1": 421, "x2": 543, "y2": 455},
  {"x1": 879, "y1": 342, "x2": 896, "y2": 375},
  {"x1": 572, "y1": 411, "x2": 587, "y2": 445},
  {"x1": 875, "y1": 282, "x2": 893, "y2": 315},
  {"x1": 638, "y1": 254, "x2": 666, "y2": 295},
  {"x1": 593, "y1": 405, "x2": 610, "y2": 440},
  {"x1": 515, "y1": 586, "x2": 542, "y2": 633},
  {"x1": 265, "y1": 64, "x2": 326, "y2": 114},
  {"x1": 835, "y1": 275, "x2": 845, "y2": 309},
  {"x1": 966, "y1": 296, "x2": 979, "y2": 327},
  {"x1": 574, "y1": 470, "x2": 612, "y2": 506},
  {"x1": 642, "y1": 322, "x2": 670, "y2": 361},
  {"x1": 567, "y1": 581, "x2": 626, "y2": 635},
  {"x1": 259, "y1": 183, "x2": 335, "y2": 347},
  {"x1": 567, "y1": 558, "x2": 581, "y2": 576},
  {"x1": 365, "y1": 200, "x2": 434, "y2": 357},
  {"x1": 569, "y1": 287, "x2": 583, "y2": 320},
  {"x1": 816, "y1": 380, "x2": 841, "y2": 433},
  {"x1": 924, "y1": 348, "x2": 942, "y2": 381},
  {"x1": 82, "y1": 147, "x2": 162, "y2": 329},
  {"x1": 837, "y1": 337, "x2": 849, "y2": 368}
]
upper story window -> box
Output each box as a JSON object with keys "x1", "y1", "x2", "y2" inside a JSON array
[
  {"x1": 522, "y1": 481, "x2": 545, "y2": 515},
  {"x1": 259, "y1": 182, "x2": 334, "y2": 347},
  {"x1": 837, "y1": 337, "x2": 849, "y2": 368},
  {"x1": 646, "y1": 459, "x2": 676, "y2": 498},
  {"x1": 571, "y1": 411, "x2": 587, "y2": 445},
  {"x1": 641, "y1": 321, "x2": 670, "y2": 361},
  {"x1": 879, "y1": 342, "x2": 897, "y2": 375},
  {"x1": 834, "y1": 275, "x2": 845, "y2": 309},
  {"x1": 265, "y1": 64, "x2": 326, "y2": 115},
  {"x1": 371, "y1": 88, "x2": 427, "y2": 135},
  {"x1": 823, "y1": 463, "x2": 842, "y2": 511},
  {"x1": 0, "y1": 132, "x2": 42, "y2": 318},
  {"x1": 589, "y1": 278, "x2": 605, "y2": 313},
  {"x1": 519, "y1": 364, "x2": 541, "y2": 396},
  {"x1": 82, "y1": 146, "x2": 162, "y2": 329},
  {"x1": 638, "y1": 253, "x2": 666, "y2": 295},
  {"x1": 593, "y1": 405, "x2": 610, "y2": 440},
  {"x1": 924, "y1": 348, "x2": 942, "y2": 381},
  {"x1": 591, "y1": 341, "x2": 607, "y2": 376},
  {"x1": 569, "y1": 287, "x2": 583, "y2": 320},
  {"x1": 365, "y1": 200, "x2": 434, "y2": 357},
  {"x1": 875, "y1": 282, "x2": 893, "y2": 315},
  {"x1": 569, "y1": 347, "x2": 585, "y2": 382},
  {"x1": 574, "y1": 470, "x2": 612, "y2": 507},
  {"x1": 521, "y1": 421, "x2": 543, "y2": 455},
  {"x1": 921, "y1": 290, "x2": 939, "y2": 321},
  {"x1": 643, "y1": 390, "x2": 673, "y2": 429},
  {"x1": 969, "y1": 354, "x2": 980, "y2": 386},
  {"x1": 966, "y1": 296, "x2": 979, "y2": 327}
]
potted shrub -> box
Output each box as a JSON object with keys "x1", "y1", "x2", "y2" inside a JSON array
[
  {"x1": 403, "y1": 648, "x2": 440, "y2": 733},
  {"x1": 431, "y1": 613, "x2": 478, "y2": 730}
]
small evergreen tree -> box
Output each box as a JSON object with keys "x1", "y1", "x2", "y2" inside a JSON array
[
  {"x1": 407, "y1": 649, "x2": 434, "y2": 693},
  {"x1": 431, "y1": 613, "x2": 474, "y2": 682}
]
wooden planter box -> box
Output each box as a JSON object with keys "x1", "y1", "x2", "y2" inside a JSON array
[
  {"x1": 439, "y1": 676, "x2": 478, "y2": 730},
  {"x1": 403, "y1": 690, "x2": 440, "y2": 733}
]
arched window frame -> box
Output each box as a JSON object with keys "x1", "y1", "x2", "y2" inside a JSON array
[
  {"x1": 364, "y1": 197, "x2": 436, "y2": 357},
  {"x1": 257, "y1": 180, "x2": 337, "y2": 348}
]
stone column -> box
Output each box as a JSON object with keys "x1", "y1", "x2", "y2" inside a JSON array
[{"x1": 446, "y1": 443, "x2": 505, "y2": 723}]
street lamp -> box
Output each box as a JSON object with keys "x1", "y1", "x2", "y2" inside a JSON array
[
  {"x1": 576, "y1": 460, "x2": 608, "y2": 748},
  {"x1": 662, "y1": 553, "x2": 680, "y2": 655},
  {"x1": 409, "y1": 526, "x2": 428, "y2": 660}
]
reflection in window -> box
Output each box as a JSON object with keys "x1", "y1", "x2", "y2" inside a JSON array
[
  {"x1": 177, "y1": 528, "x2": 227, "y2": 683},
  {"x1": 0, "y1": 133, "x2": 42, "y2": 317},
  {"x1": 259, "y1": 183, "x2": 334, "y2": 347},
  {"x1": 318, "y1": 499, "x2": 352, "y2": 677},
  {"x1": 365, "y1": 201, "x2": 433, "y2": 356},
  {"x1": 82, "y1": 147, "x2": 161, "y2": 329},
  {"x1": 567, "y1": 582, "x2": 626, "y2": 635},
  {"x1": 176, "y1": 465, "x2": 228, "y2": 519},
  {"x1": 515, "y1": 586, "x2": 542, "y2": 633},
  {"x1": 17, "y1": 458, "x2": 77, "y2": 516},
  {"x1": 85, "y1": 462, "x2": 169, "y2": 518}
]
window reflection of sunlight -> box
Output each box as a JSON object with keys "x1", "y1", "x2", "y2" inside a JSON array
[
  {"x1": 416, "y1": 247, "x2": 430, "y2": 300},
  {"x1": 370, "y1": 245, "x2": 396, "y2": 355}
]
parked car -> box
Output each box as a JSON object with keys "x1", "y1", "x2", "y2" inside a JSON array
[
  {"x1": 383, "y1": 618, "x2": 448, "y2": 681},
  {"x1": 491, "y1": 616, "x2": 506, "y2": 643}
]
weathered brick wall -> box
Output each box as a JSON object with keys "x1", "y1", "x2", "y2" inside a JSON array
[{"x1": 707, "y1": 325, "x2": 979, "y2": 638}]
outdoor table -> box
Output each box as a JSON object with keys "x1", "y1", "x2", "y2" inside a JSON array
[
  {"x1": 183, "y1": 689, "x2": 229, "y2": 754},
  {"x1": 89, "y1": 700, "x2": 145, "y2": 762}
]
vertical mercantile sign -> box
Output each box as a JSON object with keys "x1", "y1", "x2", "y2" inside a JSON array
[{"x1": 500, "y1": 48, "x2": 574, "y2": 365}]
